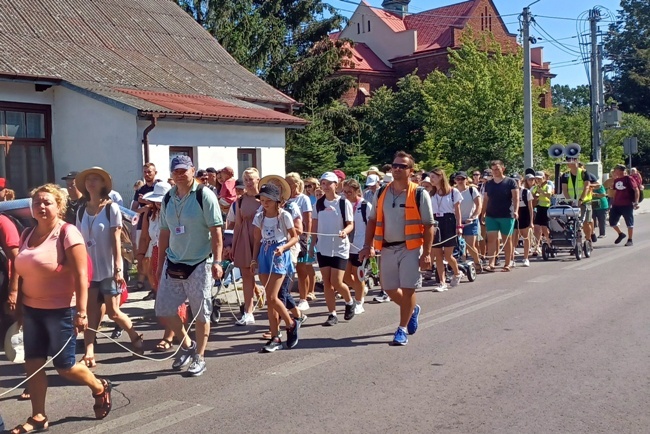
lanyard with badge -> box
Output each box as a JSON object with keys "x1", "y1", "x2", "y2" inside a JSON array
[
  {"x1": 172, "y1": 192, "x2": 191, "y2": 235},
  {"x1": 85, "y1": 203, "x2": 106, "y2": 248},
  {"x1": 435, "y1": 194, "x2": 445, "y2": 217}
]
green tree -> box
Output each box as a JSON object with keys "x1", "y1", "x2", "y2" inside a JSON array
[
  {"x1": 285, "y1": 115, "x2": 338, "y2": 177},
  {"x1": 552, "y1": 84, "x2": 591, "y2": 112},
  {"x1": 605, "y1": 0, "x2": 650, "y2": 116}
]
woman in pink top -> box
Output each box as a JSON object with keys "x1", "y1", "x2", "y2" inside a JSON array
[{"x1": 12, "y1": 184, "x2": 111, "y2": 434}]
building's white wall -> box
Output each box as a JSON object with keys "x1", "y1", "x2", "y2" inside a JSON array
[
  {"x1": 140, "y1": 119, "x2": 287, "y2": 180},
  {"x1": 52, "y1": 87, "x2": 140, "y2": 201},
  {"x1": 339, "y1": 3, "x2": 417, "y2": 64},
  {"x1": 0, "y1": 81, "x2": 55, "y2": 105}
]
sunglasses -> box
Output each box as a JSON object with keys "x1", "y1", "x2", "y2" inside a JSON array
[
  {"x1": 305, "y1": 185, "x2": 314, "y2": 189},
  {"x1": 391, "y1": 163, "x2": 411, "y2": 170},
  {"x1": 472, "y1": 173, "x2": 481, "y2": 176}
]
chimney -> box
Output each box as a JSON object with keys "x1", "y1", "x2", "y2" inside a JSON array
[{"x1": 382, "y1": 0, "x2": 410, "y2": 17}]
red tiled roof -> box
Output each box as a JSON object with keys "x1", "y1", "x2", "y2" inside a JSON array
[
  {"x1": 117, "y1": 89, "x2": 308, "y2": 125},
  {"x1": 404, "y1": 0, "x2": 476, "y2": 52},
  {"x1": 337, "y1": 42, "x2": 393, "y2": 73},
  {"x1": 368, "y1": 6, "x2": 407, "y2": 32},
  {"x1": 0, "y1": 0, "x2": 298, "y2": 114}
]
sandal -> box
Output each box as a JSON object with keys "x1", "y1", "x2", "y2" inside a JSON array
[
  {"x1": 18, "y1": 388, "x2": 30, "y2": 401},
  {"x1": 483, "y1": 265, "x2": 496, "y2": 273},
  {"x1": 93, "y1": 379, "x2": 112, "y2": 420},
  {"x1": 80, "y1": 355, "x2": 97, "y2": 368},
  {"x1": 501, "y1": 265, "x2": 512, "y2": 272},
  {"x1": 154, "y1": 339, "x2": 173, "y2": 352},
  {"x1": 262, "y1": 331, "x2": 273, "y2": 340},
  {"x1": 11, "y1": 416, "x2": 49, "y2": 434},
  {"x1": 130, "y1": 334, "x2": 145, "y2": 356}
]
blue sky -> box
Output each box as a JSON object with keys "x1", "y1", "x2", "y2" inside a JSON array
[{"x1": 328, "y1": 0, "x2": 622, "y2": 87}]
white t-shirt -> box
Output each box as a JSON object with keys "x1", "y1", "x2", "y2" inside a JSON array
[
  {"x1": 519, "y1": 188, "x2": 533, "y2": 208},
  {"x1": 351, "y1": 199, "x2": 372, "y2": 254},
  {"x1": 146, "y1": 215, "x2": 160, "y2": 258},
  {"x1": 288, "y1": 194, "x2": 312, "y2": 215},
  {"x1": 459, "y1": 187, "x2": 479, "y2": 221},
  {"x1": 314, "y1": 196, "x2": 354, "y2": 259},
  {"x1": 77, "y1": 202, "x2": 122, "y2": 281},
  {"x1": 226, "y1": 202, "x2": 236, "y2": 225},
  {"x1": 253, "y1": 209, "x2": 293, "y2": 244},
  {"x1": 431, "y1": 188, "x2": 462, "y2": 215}
]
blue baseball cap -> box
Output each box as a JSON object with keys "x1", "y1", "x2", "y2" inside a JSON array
[{"x1": 170, "y1": 155, "x2": 194, "y2": 171}]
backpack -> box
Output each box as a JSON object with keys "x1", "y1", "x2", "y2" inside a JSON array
[
  {"x1": 21, "y1": 223, "x2": 93, "y2": 284},
  {"x1": 315, "y1": 196, "x2": 348, "y2": 228},
  {"x1": 0, "y1": 213, "x2": 26, "y2": 235},
  {"x1": 163, "y1": 184, "x2": 205, "y2": 210}
]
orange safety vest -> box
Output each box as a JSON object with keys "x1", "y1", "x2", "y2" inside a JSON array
[{"x1": 373, "y1": 182, "x2": 424, "y2": 250}]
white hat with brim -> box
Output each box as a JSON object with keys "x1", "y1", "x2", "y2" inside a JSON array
[
  {"x1": 259, "y1": 175, "x2": 291, "y2": 202},
  {"x1": 4, "y1": 322, "x2": 24, "y2": 364},
  {"x1": 362, "y1": 166, "x2": 385, "y2": 177},
  {"x1": 320, "y1": 172, "x2": 338, "y2": 183},
  {"x1": 142, "y1": 182, "x2": 172, "y2": 203},
  {"x1": 75, "y1": 167, "x2": 113, "y2": 196},
  {"x1": 382, "y1": 173, "x2": 394, "y2": 184}
]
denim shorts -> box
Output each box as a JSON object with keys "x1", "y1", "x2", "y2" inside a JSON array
[
  {"x1": 258, "y1": 241, "x2": 293, "y2": 275},
  {"x1": 23, "y1": 305, "x2": 77, "y2": 369},
  {"x1": 462, "y1": 219, "x2": 479, "y2": 236},
  {"x1": 90, "y1": 277, "x2": 120, "y2": 297}
]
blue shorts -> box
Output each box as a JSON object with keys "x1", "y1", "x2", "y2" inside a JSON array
[
  {"x1": 90, "y1": 277, "x2": 120, "y2": 297},
  {"x1": 23, "y1": 305, "x2": 77, "y2": 369},
  {"x1": 258, "y1": 241, "x2": 293, "y2": 275},
  {"x1": 462, "y1": 219, "x2": 479, "y2": 236}
]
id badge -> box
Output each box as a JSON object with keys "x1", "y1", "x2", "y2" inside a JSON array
[
  {"x1": 86, "y1": 239, "x2": 96, "y2": 248},
  {"x1": 175, "y1": 226, "x2": 186, "y2": 235},
  {"x1": 435, "y1": 212, "x2": 444, "y2": 218}
]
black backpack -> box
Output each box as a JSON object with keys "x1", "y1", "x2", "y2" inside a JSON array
[
  {"x1": 163, "y1": 184, "x2": 205, "y2": 210},
  {"x1": 315, "y1": 196, "x2": 348, "y2": 227}
]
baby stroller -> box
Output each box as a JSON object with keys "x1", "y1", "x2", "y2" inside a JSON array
[
  {"x1": 433, "y1": 237, "x2": 477, "y2": 284},
  {"x1": 542, "y1": 202, "x2": 593, "y2": 261}
]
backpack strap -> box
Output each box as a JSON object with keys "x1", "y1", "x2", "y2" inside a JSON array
[
  {"x1": 339, "y1": 197, "x2": 347, "y2": 226},
  {"x1": 163, "y1": 191, "x2": 171, "y2": 207},
  {"x1": 360, "y1": 200, "x2": 368, "y2": 225},
  {"x1": 195, "y1": 184, "x2": 204, "y2": 210},
  {"x1": 315, "y1": 196, "x2": 325, "y2": 214},
  {"x1": 76, "y1": 202, "x2": 87, "y2": 224}
]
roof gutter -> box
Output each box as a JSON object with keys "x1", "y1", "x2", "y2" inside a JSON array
[{"x1": 142, "y1": 116, "x2": 157, "y2": 164}]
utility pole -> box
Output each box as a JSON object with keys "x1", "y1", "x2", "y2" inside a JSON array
[
  {"x1": 589, "y1": 8, "x2": 602, "y2": 162},
  {"x1": 596, "y1": 43, "x2": 605, "y2": 163},
  {"x1": 522, "y1": 6, "x2": 534, "y2": 170}
]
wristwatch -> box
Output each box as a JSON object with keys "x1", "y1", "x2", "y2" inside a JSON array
[
  {"x1": 76, "y1": 313, "x2": 87, "y2": 319},
  {"x1": 114, "y1": 268, "x2": 122, "y2": 273}
]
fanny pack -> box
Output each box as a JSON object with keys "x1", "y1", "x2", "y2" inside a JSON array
[{"x1": 165, "y1": 259, "x2": 206, "y2": 280}]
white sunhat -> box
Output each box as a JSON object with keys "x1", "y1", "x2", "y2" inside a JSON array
[
  {"x1": 382, "y1": 173, "x2": 394, "y2": 184},
  {"x1": 142, "y1": 182, "x2": 172, "y2": 203}
]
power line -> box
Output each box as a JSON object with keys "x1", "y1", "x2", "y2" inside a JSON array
[
  {"x1": 532, "y1": 21, "x2": 583, "y2": 56},
  {"x1": 334, "y1": 0, "x2": 520, "y2": 20}
]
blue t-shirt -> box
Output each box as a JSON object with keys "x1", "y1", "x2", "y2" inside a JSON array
[{"x1": 160, "y1": 182, "x2": 223, "y2": 265}]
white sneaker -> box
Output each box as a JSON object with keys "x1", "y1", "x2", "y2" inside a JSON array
[
  {"x1": 511, "y1": 261, "x2": 517, "y2": 268},
  {"x1": 235, "y1": 313, "x2": 255, "y2": 326},
  {"x1": 354, "y1": 302, "x2": 365, "y2": 315},
  {"x1": 522, "y1": 259, "x2": 530, "y2": 267},
  {"x1": 450, "y1": 275, "x2": 462, "y2": 288},
  {"x1": 433, "y1": 283, "x2": 448, "y2": 292},
  {"x1": 297, "y1": 300, "x2": 310, "y2": 311}
]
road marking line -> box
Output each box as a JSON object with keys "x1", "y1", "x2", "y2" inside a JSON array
[
  {"x1": 75, "y1": 400, "x2": 183, "y2": 433},
  {"x1": 121, "y1": 404, "x2": 213, "y2": 434},
  {"x1": 526, "y1": 275, "x2": 557, "y2": 283},
  {"x1": 261, "y1": 352, "x2": 339, "y2": 377},
  {"x1": 418, "y1": 291, "x2": 523, "y2": 331}
]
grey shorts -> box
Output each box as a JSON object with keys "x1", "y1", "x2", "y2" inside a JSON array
[
  {"x1": 155, "y1": 261, "x2": 213, "y2": 323},
  {"x1": 580, "y1": 203, "x2": 593, "y2": 223},
  {"x1": 379, "y1": 244, "x2": 422, "y2": 291}
]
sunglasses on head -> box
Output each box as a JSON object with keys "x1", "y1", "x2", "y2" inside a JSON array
[{"x1": 392, "y1": 163, "x2": 410, "y2": 170}]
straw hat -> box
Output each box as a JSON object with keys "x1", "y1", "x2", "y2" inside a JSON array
[
  {"x1": 75, "y1": 167, "x2": 113, "y2": 196},
  {"x1": 259, "y1": 175, "x2": 291, "y2": 202},
  {"x1": 4, "y1": 322, "x2": 24, "y2": 364},
  {"x1": 362, "y1": 166, "x2": 385, "y2": 177}
]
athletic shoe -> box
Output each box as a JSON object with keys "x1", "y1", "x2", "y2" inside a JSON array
[
  {"x1": 522, "y1": 259, "x2": 530, "y2": 267},
  {"x1": 625, "y1": 239, "x2": 633, "y2": 247},
  {"x1": 172, "y1": 341, "x2": 196, "y2": 371},
  {"x1": 363, "y1": 287, "x2": 369, "y2": 296},
  {"x1": 143, "y1": 291, "x2": 156, "y2": 301},
  {"x1": 591, "y1": 233, "x2": 598, "y2": 243},
  {"x1": 407, "y1": 304, "x2": 420, "y2": 335},
  {"x1": 344, "y1": 302, "x2": 356, "y2": 321},
  {"x1": 449, "y1": 275, "x2": 462, "y2": 288},
  {"x1": 295, "y1": 315, "x2": 308, "y2": 326},
  {"x1": 286, "y1": 321, "x2": 300, "y2": 349},
  {"x1": 187, "y1": 354, "x2": 206, "y2": 377},
  {"x1": 433, "y1": 283, "x2": 448, "y2": 292},
  {"x1": 354, "y1": 302, "x2": 365, "y2": 315},
  {"x1": 615, "y1": 233, "x2": 626, "y2": 244},
  {"x1": 235, "y1": 313, "x2": 255, "y2": 326},
  {"x1": 392, "y1": 328, "x2": 408, "y2": 346},
  {"x1": 297, "y1": 300, "x2": 310, "y2": 311},
  {"x1": 323, "y1": 314, "x2": 338, "y2": 326},
  {"x1": 373, "y1": 292, "x2": 391, "y2": 303},
  {"x1": 111, "y1": 327, "x2": 123, "y2": 339},
  {"x1": 262, "y1": 337, "x2": 282, "y2": 353},
  {"x1": 598, "y1": 235, "x2": 605, "y2": 238}
]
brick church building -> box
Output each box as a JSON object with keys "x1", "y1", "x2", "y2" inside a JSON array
[{"x1": 332, "y1": 0, "x2": 554, "y2": 107}]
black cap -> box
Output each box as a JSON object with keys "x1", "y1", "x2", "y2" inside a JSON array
[
  {"x1": 256, "y1": 183, "x2": 281, "y2": 202},
  {"x1": 235, "y1": 178, "x2": 245, "y2": 190},
  {"x1": 196, "y1": 169, "x2": 207, "y2": 178},
  {"x1": 61, "y1": 171, "x2": 79, "y2": 180},
  {"x1": 455, "y1": 171, "x2": 468, "y2": 179},
  {"x1": 482, "y1": 169, "x2": 493, "y2": 178},
  {"x1": 206, "y1": 167, "x2": 217, "y2": 174}
]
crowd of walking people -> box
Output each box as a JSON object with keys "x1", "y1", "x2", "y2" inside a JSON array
[{"x1": 0, "y1": 150, "x2": 644, "y2": 433}]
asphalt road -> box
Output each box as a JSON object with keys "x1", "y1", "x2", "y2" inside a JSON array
[{"x1": 2, "y1": 214, "x2": 649, "y2": 434}]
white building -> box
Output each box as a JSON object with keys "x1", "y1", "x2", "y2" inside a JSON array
[{"x1": 0, "y1": 0, "x2": 306, "y2": 199}]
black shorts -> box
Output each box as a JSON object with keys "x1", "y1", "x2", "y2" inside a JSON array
[
  {"x1": 316, "y1": 253, "x2": 348, "y2": 271},
  {"x1": 516, "y1": 208, "x2": 531, "y2": 230},
  {"x1": 433, "y1": 213, "x2": 457, "y2": 248},
  {"x1": 609, "y1": 205, "x2": 634, "y2": 228},
  {"x1": 534, "y1": 206, "x2": 549, "y2": 227},
  {"x1": 348, "y1": 253, "x2": 363, "y2": 268}
]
